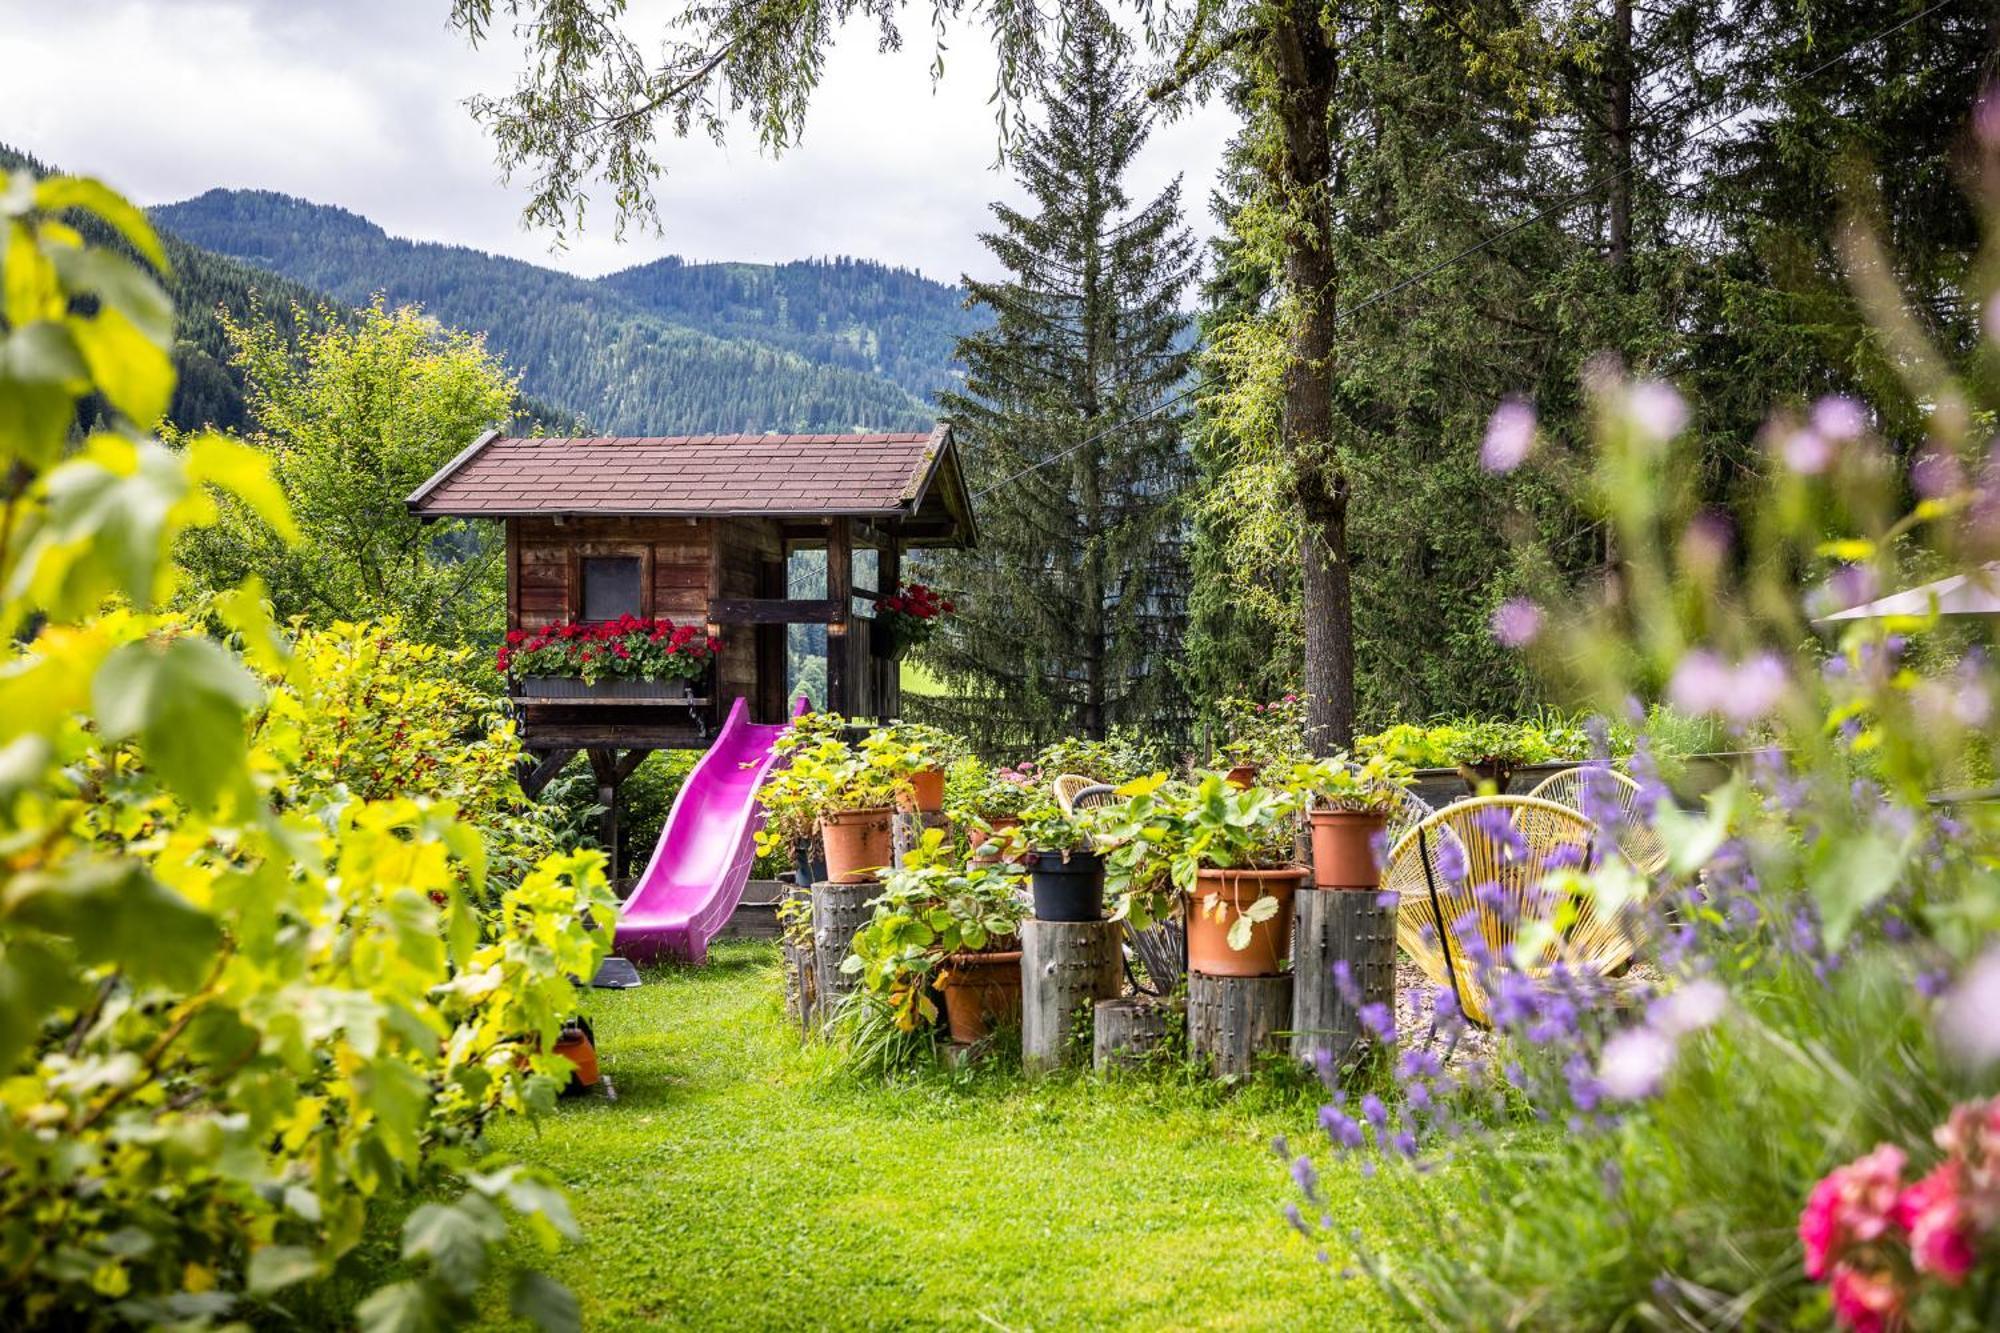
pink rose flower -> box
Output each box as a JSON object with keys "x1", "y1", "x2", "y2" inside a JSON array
[
  {"x1": 1801, "y1": 1144, "x2": 1908, "y2": 1280},
  {"x1": 1898, "y1": 1161, "x2": 1977, "y2": 1284},
  {"x1": 1828, "y1": 1263, "x2": 1903, "y2": 1333}
]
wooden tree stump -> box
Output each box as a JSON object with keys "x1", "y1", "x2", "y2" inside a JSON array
[
  {"x1": 1290, "y1": 890, "x2": 1397, "y2": 1083},
  {"x1": 811, "y1": 880, "x2": 877, "y2": 1023},
  {"x1": 1020, "y1": 919, "x2": 1123, "y2": 1073},
  {"x1": 1093, "y1": 999, "x2": 1171, "y2": 1072},
  {"x1": 1188, "y1": 973, "x2": 1294, "y2": 1078},
  {"x1": 780, "y1": 883, "x2": 819, "y2": 1032},
  {"x1": 891, "y1": 810, "x2": 952, "y2": 867}
]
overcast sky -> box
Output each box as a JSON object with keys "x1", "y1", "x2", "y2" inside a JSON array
[{"x1": 3, "y1": 0, "x2": 1240, "y2": 285}]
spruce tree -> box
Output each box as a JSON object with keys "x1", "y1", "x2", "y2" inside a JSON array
[{"x1": 921, "y1": 4, "x2": 1197, "y2": 753}]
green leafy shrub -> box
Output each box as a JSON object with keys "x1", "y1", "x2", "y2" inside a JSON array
[{"x1": 0, "y1": 170, "x2": 606, "y2": 1328}]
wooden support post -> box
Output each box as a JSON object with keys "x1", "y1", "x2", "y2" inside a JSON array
[
  {"x1": 1094, "y1": 999, "x2": 1171, "y2": 1072},
  {"x1": 518, "y1": 747, "x2": 576, "y2": 799},
  {"x1": 810, "y1": 879, "x2": 877, "y2": 1025},
  {"x1": 587, "y1": 747, "x2": 621, "y2": 876},
  {"x1": 826, "y1": 518, "x2": 851, "y2": 716},
  {"x1": 1021, "y1": 919, "x2": 1123, "y2": 1073},
  {"x1": 1291, "y1": 891, "x2": 1398, "y2": 1084},
  {"x1": 1189, "y1": 973, "x2": 1294, "y2": 1078}
]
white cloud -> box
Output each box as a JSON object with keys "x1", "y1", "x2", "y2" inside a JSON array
[{"x1": 2, "y1": 0, "x2": 1239, "y2": 284}]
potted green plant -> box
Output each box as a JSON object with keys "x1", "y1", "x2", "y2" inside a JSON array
[
  {"x1": 1007, "y1": 799, "x2": 1107, "y2": 922},
  {"x1": 1101, "y1": 774, "x2": 1306, "y2": 977},
  {"x1": 948, "y1": 762, "x2": 1039, "y2": 853},
  {"x1": 1281, "y1": 754, "x2": 1413, "y2": 889},
  {"x1": 872, "y1": 722, "x2": 970, "y2": 814},
  {"x1": 1442, "y1": 718, "x2": 1558, "y2": 793},
  {"x1": 842, "y1": 839, "x2": 1028, "y2": 1043},
  {"x1": 1210, "y1": 694, "x2": 1307, "y2": 788},
  {"x1": 806, "y1": 735, "x2": 909, "y2": 884},
  {"x1": 755, "y1": 711, "x2": 853, "y2": 883}
]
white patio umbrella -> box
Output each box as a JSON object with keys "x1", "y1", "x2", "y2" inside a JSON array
[{"x1": 1814, "y1": 562, "x2": 2000, "y2": 624}]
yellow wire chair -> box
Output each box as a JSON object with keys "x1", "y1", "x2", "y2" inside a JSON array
[
  {"x1": 1053, "y1": 773, "x2": 1121, "y2": 815},
  {"x1": 1526, "y1": 765, "x2": 1669, "y2": 875},
  {"x1": 1381, "y1": 795, "x2": 1642, "y2": 1026}
]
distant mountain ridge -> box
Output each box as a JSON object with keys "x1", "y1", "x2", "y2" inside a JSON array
[{"x1": 149, "y1": 188, "x2": 979, "y2": 435}]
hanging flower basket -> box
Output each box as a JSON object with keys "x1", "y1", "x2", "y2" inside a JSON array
[{"x1": 875, "y1": 583, "x2": 954, "y2": 659}]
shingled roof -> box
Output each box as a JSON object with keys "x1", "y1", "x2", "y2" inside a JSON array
[{"x1": 407, "y1": 424, "x2": 974, "y2": 543}]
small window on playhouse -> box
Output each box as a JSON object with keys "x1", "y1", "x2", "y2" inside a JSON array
[{"x1": 580, "y1": 556, "x2": 643, "y2": 621}]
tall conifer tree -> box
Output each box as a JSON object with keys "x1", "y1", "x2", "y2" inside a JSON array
[{"x1": 921, "y1": 4, "x2": 1197, "y2": 752}]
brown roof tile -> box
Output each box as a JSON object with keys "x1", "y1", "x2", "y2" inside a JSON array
[{"x1": 408, "y1": 429, "x2": 951, "y2": 518}]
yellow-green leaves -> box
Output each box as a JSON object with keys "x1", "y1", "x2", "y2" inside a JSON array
[{"x1": 93, "y1": 633, "x2": 263, "y2": 812}]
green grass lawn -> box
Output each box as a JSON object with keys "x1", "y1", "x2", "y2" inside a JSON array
[{"x1": 486, "y1": 941, "x2": 1409, "y2": 1330}]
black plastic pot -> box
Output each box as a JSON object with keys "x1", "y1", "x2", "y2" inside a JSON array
[
  {"x1": 1029, "y1": 848, "x2": 1106, "y2": 921},
  {"x1": 793, "y1": 840, "x2": 829, "y2": 888}
]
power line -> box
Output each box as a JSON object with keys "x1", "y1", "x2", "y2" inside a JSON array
[{"x1": 968, "y1": 0, "x2": 1959, "y2": 502}]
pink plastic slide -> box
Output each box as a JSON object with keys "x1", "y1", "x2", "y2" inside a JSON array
[{"x1": 613, "y1": 695, "x2": 808, "y2": 964}]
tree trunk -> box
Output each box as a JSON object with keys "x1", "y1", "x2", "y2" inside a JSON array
[
  {"x1": 1267, "y1": 2, "x2": 1353, "y2": 754},
  {"x1": 1606, "y1": 0, "x2": 1633, "y2": 276}
]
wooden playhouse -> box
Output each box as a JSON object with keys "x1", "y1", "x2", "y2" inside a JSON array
[{"x1": 407, "y1": 426, "x2": 976, "y2": 848}]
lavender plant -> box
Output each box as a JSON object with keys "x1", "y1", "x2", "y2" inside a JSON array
[{"x1": 1285, "y1": 100, "x2": 2000, "y2": 1331}]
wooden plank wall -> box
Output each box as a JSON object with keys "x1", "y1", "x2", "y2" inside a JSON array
[{"x1": 510, "y1": 514, "x2": 787, "y2": 720}]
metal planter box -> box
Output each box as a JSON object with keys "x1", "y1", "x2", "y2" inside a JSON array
[{"x1": 518, "y1": 676, "x2": 696, "y2": 701}]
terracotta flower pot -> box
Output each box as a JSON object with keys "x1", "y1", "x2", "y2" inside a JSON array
[
  {"x1": 966, "y1": 814, "x2": 1021, "y2": 856},
  {"x1": 1224, "y1": 764, "x2": 1262, "y2": 790},
  {"x1": 820, "y1": 807, "x2": 895, "y2": 883},
  {"x1": 905, "y1": 767, "x2": 947, "y2": 814},
  {"x1": 1186, "y1": 865, "x2": 1306, "y2": 977},
  {"x1": 1308, "y1": 808, "x2": 1390, "y2": 890},
  {"x1": 938, "y1": 949, "x2": 1023, "y2": 1043}
]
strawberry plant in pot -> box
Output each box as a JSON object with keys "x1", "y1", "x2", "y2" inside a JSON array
[
  {"x1": 794, "y1": 728, "x2": 908, "y2": 884},
  {"x1": 841, "y1": 836, "x2": 1029, "y2": 1044},
  {"x1": 1282, "y1": 754, "x2": 1414, "y2": 889},
  {"x1": 948, "y1": 760, "x2": 1038, "y2": 853},
  {"x1": 871, "y1": 721, "x2": 970, "y2": 813},
  {"x1": 1211, "y1": 694, "x2": 1308, "y2": 787},
  {"x1": 499, "y1": 614, "x2": 720, "y2": 698},
  {"x1": 754, "y1": 711, "x2": 853, "y2": 882},
  {"x1": 1102, "y1": 774, "x2": 1307, "y2": 977},
  {"x1": 1008, "y1": 800, "x2": 1108, "y2": 922}
]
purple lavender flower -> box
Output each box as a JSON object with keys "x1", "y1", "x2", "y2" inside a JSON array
[
  {"x1": 1939, "y1": 944, "x2": 2000, "y2": 1069},
  {"x1": 1490, "y1": 598, "x2": 1543, "y2": 648},
  {"x1": 1359, "y1": 1002, "x2": 1394, "y2": 1041},
  {"x1": 1779, "y1": 425, "x2": 1833, "y2": 475},
  {"x1": 1434, "y1": 836, "x2": 1468, "y2": 885},
  {"x1": 1291, "y1": 1154, "x2": 1321, "y2": 1202},
  {"x1": 1626, "y1": 380, "x2": 1689, "y2": 441},
  {"x1": 1359, "y1": 1093, "x2": 1388, "y2": 1128},
  {"x1": 1912, "y1": 449, "x2": 1965, "y2": 500},
  {"x1": 1398, "y1": 1048, "x2": 1442, "y2": 1081},
  {"x1": 1481, "y1": 399, "x2": 1536, "y2": 472},
  {"x1": 1668, "y1": 649, "x2": 1732, "y2": 715},
  {"x1": 1320, "y1": 1106, "x2": 1365, "y2": 1149},
  {"x1": 1648, "y1": 977, "x2": 1727, "y2": 1036},
  {"x1": 1389, "y1": 1130, "x2": 1418, "y2": 1158},
  {"x1": 1283, "y1": 1201, "x2": 1311, "y2": 1237},
  {"x1": 1724, "y1": 653, "x2": 1788, "y2": 724},
  {"x1": 1375, "y1": 889, "x2": 1399, "y2": 910},
  {"x1": 1811, "y1": 395, "x2": 1868, "y2": 441},
  {"x1": 1597, "y1": 1026, "x2": 1674, "y2": 1100}
]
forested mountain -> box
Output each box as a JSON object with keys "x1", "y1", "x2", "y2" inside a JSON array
[
  {"x1": 600, "y1": 255, "x2": 978, "y2": 402},
  {"x1": 0, "y1": 144, "x2": 577, "y2": 436},
  {"x1": 151, "y1": 189, "x2": 969, "y2": 433}
]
